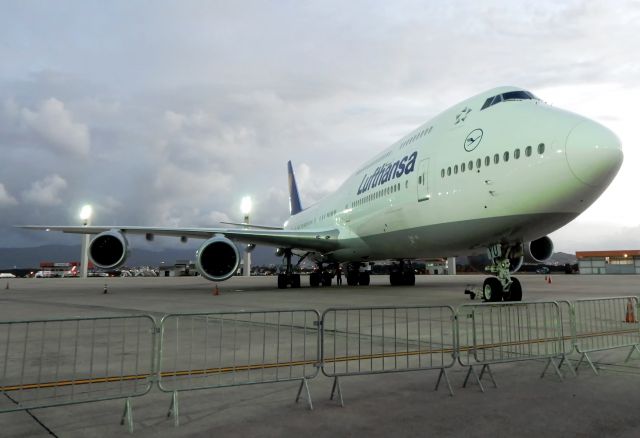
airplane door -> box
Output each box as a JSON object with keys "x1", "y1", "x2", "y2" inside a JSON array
[{"x1": 417, "y1": 158, "x2": 430, "y2": 202}]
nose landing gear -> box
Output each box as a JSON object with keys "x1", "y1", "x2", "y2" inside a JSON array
[{"x1": 481, "y1": 244, "x2": 523, "y2": 302}]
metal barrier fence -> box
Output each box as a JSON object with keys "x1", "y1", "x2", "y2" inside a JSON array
[
  {"x1": 3, "y1": 297, "x2": 640, "y2": 430},
  {"x1": 321, "y1": 306, "x2": 456, "y2": 405},
  {"x1": 572, "y1": 296, "x2": 640, "y2": 375},
  {"x1": 457, "y1": 301, "x2": 563, "y2": 391},
  {"x1": 556, "y1": 300, "x2": 577, "y2": 377},
  {"x1": 157, "y1": 309, "x2": 320, "y2": 425},
  {"x1": 0, "y1": 315, "x2": 156, "y2": 432}
]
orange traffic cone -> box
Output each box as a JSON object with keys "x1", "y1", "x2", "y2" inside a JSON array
[
  {"x1": 213, "y1": 285, "x2": 220, "y2": 296},
  {"x1": 624, "y1": 298, "x2": 637, "y2": 323},
  {"x1": 547, "y1": 275, "x2": 552, "y2": 284}
]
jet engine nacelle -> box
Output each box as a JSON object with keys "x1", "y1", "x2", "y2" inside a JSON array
[
  {"x1": 525, "y1": 236, "x2": 554, "y2": 263},
  {"x1": 196, "y1": 236, "x2": 240, "y2": 281},
  {"x1": 89, "y1": 230, "x2": 129, "y2": 269}
]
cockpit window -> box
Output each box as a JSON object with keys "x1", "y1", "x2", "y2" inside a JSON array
[
  {"x1": 481, "y1": 90, "x2": 538, "y2": 110},
  {"x1": 502, "y1": 90, "x2": 536, "y2": 101}
]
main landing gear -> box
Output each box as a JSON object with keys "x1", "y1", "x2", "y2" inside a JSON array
[
  {"x1": 389, "y1": 260, "x2": 415, "y2": 286},
  {"x1": 309, "y1": 264, "x2": 333, "y2": 287},
  {"x1": 481, "y1": 244, "x2": 523, "y2": 302},
  {"x1": 277, "y1": 249, "x2": 301, "y2": 289},
  {"x1": 345, "y1": 263, "x2": 370, "y2": 286}
]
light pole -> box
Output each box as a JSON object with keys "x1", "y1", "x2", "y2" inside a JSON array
[
  {"x1": 79, "y1": 205, "x2": 93, "y2": 279},
  {"x1": 240, "y1": 196, "x2": 252, "y2": 276}
]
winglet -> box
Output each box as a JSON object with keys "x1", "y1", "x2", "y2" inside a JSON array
[{"x1": 287, "y1": 161, "x2": 303, "y2": 215}]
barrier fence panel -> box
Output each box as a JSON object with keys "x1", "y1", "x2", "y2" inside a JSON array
[
  {"x1": 572, "y1": 296, "x2": 640, "y2": 375},
  {"x1": 321, "y1": 306, "x2": 456, "y2": 404},
  {"x1": 457, "y1": 301, "x2": 563, "y2": 391},
  {"x1": 557, "y1": 300, "x2": 577, "y2": 376},
  {"x1": 0, "y1": 315, "x2": 156, "y2": 432},
  {"x1": 158, "y1": 309, "x2": 320, "y2": 425}
]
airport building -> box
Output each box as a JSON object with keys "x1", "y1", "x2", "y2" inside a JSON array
[
  {"x1": 159, "y1": 260, "x2": 198, "y2": 277},
  {"x1": 575, "y1": 250, "x2": 640, "y2": 275}
]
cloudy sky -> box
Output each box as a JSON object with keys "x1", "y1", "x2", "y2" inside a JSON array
[{"x1": 0, "y1": 0, "x2": 639, "y2": 254}]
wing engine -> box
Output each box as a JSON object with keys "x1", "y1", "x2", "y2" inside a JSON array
[
  {"x1": 524, "y1": 236, "x2": 554, "y2": 263},
  {"x1": 89, "y1": 230, "x2": 130, "y2": 269},
  {"x1": 196, "y1": 236, "x2": 240, "y2": 281}
]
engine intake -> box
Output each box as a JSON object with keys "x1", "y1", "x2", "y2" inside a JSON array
[
  {"x1": 196, "y1": 236, "x2": 240, "y2": 281},
  {"x1": 525, "y1": 236, "x2": 554, "y2": 263},
  {"x1": 89, "y1": 230, "x2": 129, "y2": 269}
]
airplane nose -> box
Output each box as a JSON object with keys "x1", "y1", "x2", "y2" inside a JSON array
[{"x1": 565, "y1": 121, "x2": 623, "y2": 187}]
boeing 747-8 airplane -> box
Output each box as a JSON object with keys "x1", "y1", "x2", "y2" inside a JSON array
[{"x1": 21, "y1": 86, "x2": 623, "y2": 301}]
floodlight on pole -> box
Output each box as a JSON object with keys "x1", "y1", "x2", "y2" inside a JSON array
[
  {"x1": 79, "y1": 204, "x2": 93, "y2": 278},
  {"x1": 240, "y1": 196, "x2": 252, "y2": 216},
  {"x1": 240, "y1": 196, "x2": 252, "y2": 276},
  {"x1": 80, "y1": 205, "x2": 93, "y2": 225}
]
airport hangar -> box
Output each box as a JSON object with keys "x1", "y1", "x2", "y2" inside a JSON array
[{"x1": 576, "y1": 250, "x2": 640, "y2": 275}]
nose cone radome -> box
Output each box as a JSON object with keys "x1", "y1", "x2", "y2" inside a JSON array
[{"x1": 565, "y1": 121, "x2": 623, "y2": 187}]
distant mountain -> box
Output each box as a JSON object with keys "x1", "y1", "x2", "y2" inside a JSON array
[
  {"x1": 548, "y1": 252, "x2": 577, "y2": 265},
  {"x1": 0, "y1": 244, "x2": 281, "y2": 269}
]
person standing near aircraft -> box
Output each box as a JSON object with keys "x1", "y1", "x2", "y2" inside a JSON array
[{"x1": 336, "y1": 266, "x2": 342, "y2": 286}]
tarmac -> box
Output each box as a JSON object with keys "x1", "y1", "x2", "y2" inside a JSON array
[{"x1": 1, "y1": 273, "x2": 640, "y2": 437}]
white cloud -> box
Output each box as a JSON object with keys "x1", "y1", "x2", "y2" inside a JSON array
[
  {"x1": 21, "y1": 174, "x2": 68, "y2": 206},
  {"x1": 0, "y1": 183, "x2": 17, "y2": 206},
  {"x1": 6, "y1": 98, "x2": 90, "y2": 155}
]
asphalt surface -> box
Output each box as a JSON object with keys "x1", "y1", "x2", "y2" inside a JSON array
[{"x1": 1, "y1": 273, "x2": 640, "y2": 437}]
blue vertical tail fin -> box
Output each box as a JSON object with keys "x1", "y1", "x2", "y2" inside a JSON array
[{"x1": 287, "y1": 161, "x2": 303, "y2": 215}]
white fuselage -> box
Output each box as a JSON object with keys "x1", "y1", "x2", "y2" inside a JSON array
[{"x1": 284, "y1": 86, "x2": 623, "y2": 262}]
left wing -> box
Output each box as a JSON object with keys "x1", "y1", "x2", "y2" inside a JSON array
[{"x1": 17, "y1": 225, "x2": 341, "y2": 252}]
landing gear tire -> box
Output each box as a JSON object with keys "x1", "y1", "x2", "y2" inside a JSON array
[
  {"x1": 403, "y1": 271, "x2": 415, "y2": 286},
  {"x1": 346, "y1": 271, "x2": 359, "y2": 286},
  {"x1": 278, "y1": 273, "x2": 286, "y2": 289},
  {"x1": 390, "y1": 270, "x2": 415, "y2": 286},
  {"x1": 504, "y1": 277, "x2": 522, "y2": 302},
  {"x1": 482, "y1": 277, "x2": 503, "y2": 302},
  {"x1": 278, "y1": 273, "x2": 301, "y2": 289},
  {"x1": 359, "y1": 272, "x2": 370, "y2": 286},
  {"x1": 309, "y1": 272, "x2": 320, "y2": 287},
  {"x1": 389, "y1": 260, "x2": 416, "y2": 286},
  {"x1": 321, "y1": 272, "x2": 333, "y2": 287}
]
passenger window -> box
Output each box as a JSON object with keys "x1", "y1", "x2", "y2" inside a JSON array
[
  {"x1": 503, "y1": 151, "x2": 509, "y2": 162},
  {"x1": 461, "y1": 163, "x2": 466, "y2": 172},
  {"x1": 485, "y1": 156, "x2": 490, "y2": 166},
  {"x1": 494, "y1": 154, "x2": 499, "y2": 164},
  {"x1": 454, "y1": 165, "x2": 458, "y2": 174},
  {"x1": 468, "y1": 160, "x2": 473, "y2": 170},
  {"x1": 447, "y1": 167, "x2": 451, "y2": 176},
  {"x1": 441, "y1": 169, "x2": 445, "y2": 178},
  {"x1": 525, "y1": 146, "x2": 532, "y2": 157},
  {"x1": 538, "y1": 143, "x2": 545, "y2": 155},
  {"x1": 476, "y1": 158, "x2": 481, "y2": 169},
  {"x1": 514, "y1": 148, "x2": 520, "y2": 159}
]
